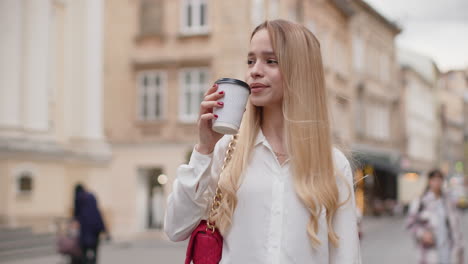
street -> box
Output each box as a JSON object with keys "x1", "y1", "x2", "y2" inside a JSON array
[
  {"x1": 362, "y1": 213, "x2": 468, "y2": 264},
  {"x1": 4, "y1": 214, "x2": 468, "y2": 264}
]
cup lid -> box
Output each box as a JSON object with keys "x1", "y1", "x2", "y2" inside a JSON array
[{"x1": 215, "y1": 78, "x2": 250, "y2": 93}]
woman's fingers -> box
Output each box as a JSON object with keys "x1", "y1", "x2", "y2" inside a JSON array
[
  {"x1": 200, "y1": 101, "x2": 224, "y2": 112},
  {"x1": 199, "y1": 113, "x2": 218, "y2": 121},
  {"x1": 204, "y1": 83, "x2": 219, "y2": 97},
  {"x1": 204, "y1": 90, "x2": 225, "y2": 102},
  {"x1": 196, "y1": 83, "x2": 224, "y2": 154},
  {"x1": 198, "y1": 84, "x2": 224, "y2": 115}
]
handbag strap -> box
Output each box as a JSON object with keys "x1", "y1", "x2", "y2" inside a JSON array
[{"x1": 206, "y1": 134, "x2": 238, "y2": 232}]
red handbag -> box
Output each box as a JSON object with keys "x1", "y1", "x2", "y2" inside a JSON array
[
  {"x1": 185, "y1": 220, "x2": 223, "y2": 264},
  {"x1": 184, "y1": 135, "x2": 237, "y2": 264}
]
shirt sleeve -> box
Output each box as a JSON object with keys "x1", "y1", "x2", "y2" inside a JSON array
[
  {"x1": 447, "y1": 200, "x2": 464, "y2": 257},
  {"x1": 406, "y1": 198, "x2": 427, "y2": 242},
  {"x1": 329, "y1": 152, "x2": 362, "y2": 264},
  {"x1": 164, "y1": 136, "x2": 230, "y2": 242}
]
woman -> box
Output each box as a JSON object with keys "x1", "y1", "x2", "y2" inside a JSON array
[
  {"x1": 165, "y1": 20, "x2": 361, "y2": 263},
  {"x1": 73, "y1": 184, "x2": 108, "y2": 264},
  {"x1": 407, "y1": 169, "x2": 464, "y2": 264}
]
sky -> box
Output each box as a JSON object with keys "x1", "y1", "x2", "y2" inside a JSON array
[{"x1": 364, "y1": 0, "x2": 468, "y2": 72}]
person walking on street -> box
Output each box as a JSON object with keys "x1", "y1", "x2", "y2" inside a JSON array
[
  {"x1": 73, "y1": 184, "x2": 109, "y2": 264},
  {"x1": 164, "y1": 19, "x2": 361, "y2": 263},
  {"x1": 407, "y1": 169, "x2": 465, "y2": 264}
]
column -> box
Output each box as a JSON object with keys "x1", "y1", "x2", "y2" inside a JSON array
[
  {"x1": 0, "y1": 0, "x2": 22, "y2": 128},
  {"x1": 83, "y1": 0, "x2": 104, "y2": 140},
  {"x1": 23, "y1": 0, "x2": 51, "y2": 131}
]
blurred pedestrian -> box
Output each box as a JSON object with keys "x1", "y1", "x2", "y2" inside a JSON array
[
  {"x1": 165, "y1": 19, "x2": 361, "y2": 263},
  {"x1": 406, "y1": 169, "x2": 464, "y2": 264},
  {"x1": 73, "y1": 183, "x2": 109, "y2": 264}
]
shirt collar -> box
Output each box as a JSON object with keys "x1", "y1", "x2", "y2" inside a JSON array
[
  {"x1": 254, "y1": 129, "x2": 291, "y2": 165},
  {"x1": 254, "y1": 129, "x2": 267, "y2": 147}
]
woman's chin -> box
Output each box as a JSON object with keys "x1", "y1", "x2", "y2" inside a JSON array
[
  {"x1": 250, "y1": 96, "x2": 283, "y2": 108},
  {"x1": 250, "y1": 98, "x2": 268, "y2": 107},
  {"x1": 250, "y1": 93, "x2": 272, "y2": 106}
]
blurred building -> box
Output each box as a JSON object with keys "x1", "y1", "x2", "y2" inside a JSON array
[
  {"x1": 397, "y1": 49, "x2": 440, "y2": 207},
  {"x1": 347, "y1": 0, "x2": 402, "y2": 215},
  {"x1": 103, "y1": 0, "x2": 252, "y2": 237},
  {"x1": 302, "y1": 0, "x2": 354, "y2": 147},
  {"x1": 103, "y1": 0, "x2": 360, "y2": 238},
  {"x1": 438, "y1": 70, "x2": 466, "y2": 176},
  {"x1": 465, "y1": 83, "x2": 468, "y2": 180},
  {"x1": 2, "y1": 0, "x2": 457, "y2": 238},
  {"x1": 0, "y1": 0, "x2": 110, "y2": 231}
]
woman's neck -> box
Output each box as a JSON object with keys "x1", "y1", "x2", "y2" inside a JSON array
[
  {"x1": 261, "y1": 104, "x2": 284, "y2": 140},
  {"x1": 261, "y1": 104, "x2": 287, "y2": 163}
]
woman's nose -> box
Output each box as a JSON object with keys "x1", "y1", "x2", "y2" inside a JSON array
[{"x1": 250, "y1": 61, "x2": 264, "y2": 78}]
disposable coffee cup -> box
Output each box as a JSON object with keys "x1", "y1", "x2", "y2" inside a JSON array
[{"x1": 212, "y1": 78, "x2": 251, "y2": 134}]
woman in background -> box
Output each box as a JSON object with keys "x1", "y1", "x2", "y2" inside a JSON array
[
  {"x1": 407, "y1": 169, "x2": 464, "y2": 264},
  {"x1": 73, "y1": 184, "x2": 109, "y2": 264}
]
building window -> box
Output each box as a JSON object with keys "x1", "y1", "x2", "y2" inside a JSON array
[
  {"x1": 140, "y1": 0, "x2": 164, "y2": 36},
  {"x1": 181, "y1": 0, "x2": 208, "y2": 35},
  {"x1": 179, "y1": 68, "x2": 209, "y2": 122},
  {"x1": 380, "y1": 53, "x2": 390, "y2": 82},
  {"x1": 334, "y1": 39, "x2": 348, "y2": 77},
  {"x1": 137, "y1": 71, "x2": 167, "y2": 121},
  {"x1": 268, "y1": 0, "x2": 279, "y2": 19},
  {"x1": 365, "y1": 102, "x2": 390, "y2": 141},
  {"x1": 251, "y1": 0, "x2": 264, "y2": 26},
  {"x1": 17, "y1": 172, "x2": 33, "y2": 195},
  {"x1": 288, "y1": 4, "x2": 298, "y2": 22},
  {"x1": 317, "y1": 28, "x2": 331, "y2": 68},
  {"x1": 306, "y1": 20, "x2": 317, "y2": 35},
  {"x1": 355, "y1": 85, "x2": 365, "y2": 136},
  {"x1": 377, "y1": 105, "x2": 390, "y2": 140},
  {"x1": 366, "y1": 45, "x2": 379, "y2": 79},
  {"x1": 332, "y1": 97, "x2": 350, "y2": 142},
  {"x1": 352, "y1": 35, "x2": 364, "y2": 72}
]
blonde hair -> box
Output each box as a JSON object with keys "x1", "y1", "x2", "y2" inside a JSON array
[{"x1": 214, "y1": 20, "x2": 343, "y2": 247}]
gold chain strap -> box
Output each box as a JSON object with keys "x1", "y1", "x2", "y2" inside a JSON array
[{"x1": 206, "y1": 134, "x2": 238, "y2": 233}]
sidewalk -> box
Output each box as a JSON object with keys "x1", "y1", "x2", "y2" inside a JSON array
[
  {"x1": 4, "y1": 213, "x2": 468, "y2": 264},
  {"x1": 3, "y1": 238, "x2": 187, "y2": 264}
]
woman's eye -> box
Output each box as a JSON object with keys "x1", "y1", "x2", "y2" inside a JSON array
[
  {"x1": 247, "y1": 59, "x2": 255, "y2": 65},
  {"x1": 267, "y1": 59, "x2": 278, "y2": 64}
]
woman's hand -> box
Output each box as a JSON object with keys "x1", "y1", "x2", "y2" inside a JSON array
[{"x1": 196, "y1": 83, "x2": 224, "y2": 154}]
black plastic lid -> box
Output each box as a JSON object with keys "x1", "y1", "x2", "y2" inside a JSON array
[{"x1": 215, "y1": 78, "x2": 250, "y2": 93}]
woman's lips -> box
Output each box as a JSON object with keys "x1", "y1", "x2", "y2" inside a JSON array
[
  {"x1": 251, "y1": 87, "x2": 266, "y2": 93},
  {"x1": 250, "y1": 84, "x2": 269, "y2": 93}
]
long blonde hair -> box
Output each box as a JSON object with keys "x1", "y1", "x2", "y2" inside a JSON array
[{"x1": 214, "y1": 20, "x2": 342, "y2": 247}]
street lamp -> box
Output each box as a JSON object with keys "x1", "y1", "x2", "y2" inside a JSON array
[{"x1": 157, "y1": 174, "x2": 168, "y2": 185}]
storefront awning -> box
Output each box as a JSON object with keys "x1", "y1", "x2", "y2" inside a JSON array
[{"x1": 352, "y1": 152, "x2": 400, "y2": 175}]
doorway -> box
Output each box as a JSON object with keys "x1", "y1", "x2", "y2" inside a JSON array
[{"x1": 137, "y1": 167, "x2": 165, "y2": 231}]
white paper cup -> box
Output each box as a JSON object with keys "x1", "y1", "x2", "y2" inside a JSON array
[{"x1": 212, "y1": 78, "x2": 250, "y2": 134}]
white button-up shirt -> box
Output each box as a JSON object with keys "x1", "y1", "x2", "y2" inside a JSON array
[{"x1": 165, "y1": 131, "x2": 362, "y2": 264}]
